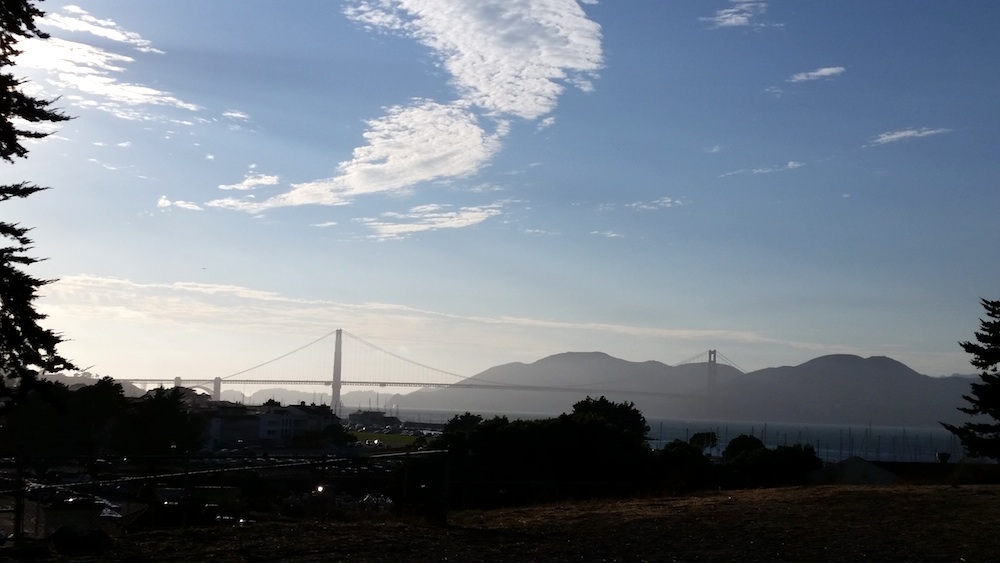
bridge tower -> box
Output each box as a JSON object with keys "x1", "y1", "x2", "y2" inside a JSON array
[
  {"x1": 331, "y1": 329, "x2": 343, "y2": 413},
  {"x1": 707, "y1": 349, "x2": 718, "y2": 392}
]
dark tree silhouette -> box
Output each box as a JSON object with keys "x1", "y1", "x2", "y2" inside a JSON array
[
  {"x1": 1, "y1": 0, "x2": 73, "y2": 413},
  {"x1": 723, "y1": 434, "x2": 766, "y2": 461},
  {"x1": 688, "y1": 431, "x2": 718, "y2": 454},
  {"x1": 943, "y1": 299, "x2": 1000, "y2": 459},
  {"x1": 657, "y1": 439, "x2": 713, "y2": 491},
  {"x1": 565, "y1": 395, "x2": 650, "y2": 449},
  {"x1": 430, "y1": 398, "x2": 655, "y2": 508}
]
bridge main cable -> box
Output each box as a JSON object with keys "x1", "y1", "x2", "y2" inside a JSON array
[{"x1": 220, "y1": 329, "x2": 340, "y2": 381}]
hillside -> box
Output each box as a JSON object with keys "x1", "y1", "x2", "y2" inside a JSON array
[{"x1": 389, "y1": 352, "x2": 972, "y2": 426}]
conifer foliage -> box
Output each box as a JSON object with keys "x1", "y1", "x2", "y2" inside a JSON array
[
  {"x1": 1, "y1": 0, "x2": 73, "y2": 412},
  {"x1": 943, "y1": 299, "x2": 1000, "y2": 459}
]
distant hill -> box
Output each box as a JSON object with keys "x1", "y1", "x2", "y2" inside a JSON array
[
  {"x1": 41, "y1": 353, "x2": 975, "y2": 428},
  {"x1": 386, "y1": 352, "x2": 972, "y2": 427}
]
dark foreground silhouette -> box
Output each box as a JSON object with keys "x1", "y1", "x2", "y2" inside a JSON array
[{"x1": 15, "y1": 484, "x2": 998, "y2": 562}]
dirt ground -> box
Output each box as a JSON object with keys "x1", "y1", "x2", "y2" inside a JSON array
[{"x1": 8, "y1": 484, "x2": 1000, "y2": 562}]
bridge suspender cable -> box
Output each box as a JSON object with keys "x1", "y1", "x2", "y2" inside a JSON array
[
  {"x1": 341, "y1": 330, "x2": 469, "y2": 380},
  {"x1": 220, "y1": 329, "x2": 340, "y2": 380}
]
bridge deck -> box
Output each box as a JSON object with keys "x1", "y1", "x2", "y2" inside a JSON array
[{"x1": 117, "y1": 378, "x2": 694, "y2": 398}]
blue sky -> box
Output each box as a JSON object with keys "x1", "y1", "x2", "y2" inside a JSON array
[{"x1": 7, "y1": 1, "x2": 999, "y2": 386}]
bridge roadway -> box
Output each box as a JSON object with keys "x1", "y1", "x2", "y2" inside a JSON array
[{"x1": 117, "y1": 378, "x2": 695, "y2": 399}]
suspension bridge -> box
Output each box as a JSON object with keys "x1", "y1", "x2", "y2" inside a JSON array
[{"x1": 115, "y1": 329, "x2": 743, "y2": 406}]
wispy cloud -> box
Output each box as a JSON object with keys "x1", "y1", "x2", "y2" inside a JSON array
[
  {"x1": 721, "y1": 161, "x2": 803, "y2": 177},
  {"x1": 702, "y1": 1, "x2": 775, "y2": 29},
  {"x1": 157, "y1": 195, "x2": 202, "y2": 211},
  {"x1": 209, "y1": 1, "x2": 603, "y2": 218},
  {"x1": 344, "y1": 0, "x2": 603, "y2": 119},
  {"x1": 208, "y1": 101, "x2": 509, "y2": 212},
  {"x1": 866, "y1": 127, "x2": 950, "y2": 146},
  {"x1": 40, "y1": 274, "x2": 834, "y2": 379},
  {"x1": 218, "y1": 171, "x2": 280, "y2": 191},
  {"x1": 17, "y1": 7, "x2": 198, "y2": 120},
  {"x1": 591, "y1": 230, "x2": 624, "y2": 239},
  {"x1": 223, "y1": 110, "x2": 251, "y2": 121},
  {"x1": 43, "y1": 6, "x2": 163, "y2": 53},
  {"x1": 627, "y1": 197, "x2": 683, "y2": 211},
  {"x1": 523, "y1": 228, "x2": 558, "y2": 236},
  {"x1": 360, "y1": 202, "x2": 505, "y2": 240},
  {"x1": 788, "y1": 66, "x2": 845, "y2": 83},
  {"x1": 28, "y1": 3, "x2": 604, "y2": 238}
]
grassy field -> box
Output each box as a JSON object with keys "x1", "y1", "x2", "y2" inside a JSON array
[{"x1": 33, "y1": 484, "x2": 1000, "y2": 562}]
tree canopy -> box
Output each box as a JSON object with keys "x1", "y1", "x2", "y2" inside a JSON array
[
  {"x1": 0, "y1": 0, "x2": 73, "y2": 413},
  {"x1": 942, "y1": 298, "x2": 1000, "y2": 459},
  {"x1": 0, "y1": 378, "x2": 206, "y2": 456}
]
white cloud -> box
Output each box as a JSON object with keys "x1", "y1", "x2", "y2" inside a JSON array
[
  {"x1": 721, "y1": 160, "x2": 804, "y2": 177},
  {"x1": 705, "y1": 144, "x2": 723, "y2": 154},
  {"x1": 867, "y1": 127, "x2": 950, "y2": 146},
  {"x1": 42, "y1": 7, "x2": 164, "y2": 53},
  {"x1": 789, "y1": 66, "x2": 846, "y2": 83},
  {"x1": 218, "y1": 172, "x2": 280, "y2": 191},
  {"x1": 344, "y1": 0, "x2": 603, "y2": 120},
  {"x1": 208, "y1": 100, "x2": 508, "y2": 211},
  {"x1": 591, "y1": 230, "x2": 624, "y2": 238},
  {"x1": 214, "y1": 1, "x2": 603, "y2": 219},
  {"x1": 157, "y1": 195, "x2": 203, "y2": 211},
  {"x1": 702, "y1": 1, "x2": 773, "y2": 29},
  {"x1": 223, "y1": 110, "x2": 251, "y2": 120},
  {"x1": 523, "y1": 228, "x2": 558, "y2": 236},
  {"x1": 16, "y1": 7, "x2": 198, "y2": 120},
  {"x1": 360, "y1": 201, "x2": 504, "y2": 240},
  {"x1": 628, "y1": 197, "x2": 683, "y2": 211},
  {"x1": 311, "y1": 221, "x2": 338, "y2": 228}
]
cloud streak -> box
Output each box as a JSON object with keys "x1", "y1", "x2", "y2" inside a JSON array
[
  {"x1": 721, "y1": 161, "x2": 804, "y2": 178},
  {"x1": 789, "y1": 66, "x2": 845, "y2": 82},
  {"x1": 360, "y1": 202, "x2": 505, "y2": 240},
  {"x1": 627, "y1": 197, "x2": 684, "y2": 211},
  {"x1": 208, "y1": 101, "x2": 509, "y2": 212},
  {"x1": 18, "y1": 7, "x2": 198, "y2": 120},
  {"x1": 157, "y1": 195, "x2": 203, "y2": 211},
  {"x1": 867, "y1": 127, "x2": 950, "y2": 146},
  {"x1": 702, "y1": 1, "x2": 773, "y2": 29}
]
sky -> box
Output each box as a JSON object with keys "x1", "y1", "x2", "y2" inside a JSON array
[{"x1": 6, "y1": 0, "x2": 1000, "y2": 389}]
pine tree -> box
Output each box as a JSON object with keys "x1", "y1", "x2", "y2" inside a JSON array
[
  {"x1": 942, "y1": 299, "x2": 1000, "y2": 459},
  {"x1": 1, "y1": 0, "x2": 74, "y2": 413}
]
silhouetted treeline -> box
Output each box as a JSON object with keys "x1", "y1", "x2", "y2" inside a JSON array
[
  {"x1": 427, "y1": 397, "x2": 653, "y2": 507},
  {"x1": 0, "y1": 377, "x2": 204, "y2": 457},
  {"x1": 409, "y1": 397, "x2": 822, "y2": 510}
]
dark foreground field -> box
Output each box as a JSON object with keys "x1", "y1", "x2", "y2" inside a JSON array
[{"x1": 9, "y1": 485, "x2": 1000, "y2": 562}]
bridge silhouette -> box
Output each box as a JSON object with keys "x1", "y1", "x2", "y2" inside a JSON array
[{"x1": 116, "y1": 329, "x2": 743, "y2": 406}]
